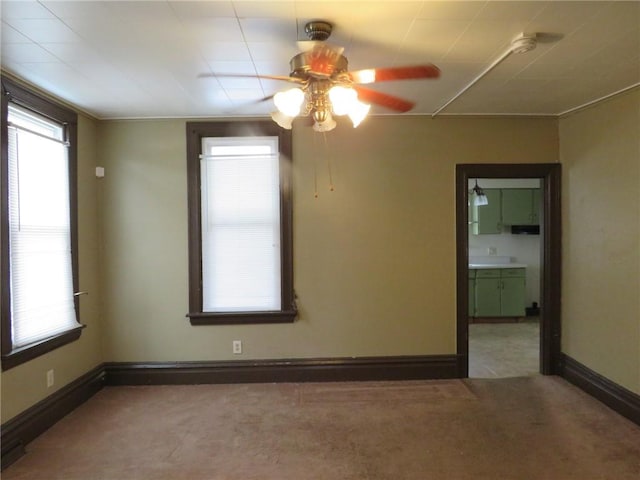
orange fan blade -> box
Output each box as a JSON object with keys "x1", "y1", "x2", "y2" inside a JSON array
[
  {"x1": 353, "y1": 86, "x2": 415, "y2": 113},
  {"x1": 198, "y1": 73, "x2": 305, "y2": 84},
  {"x1": 349, "y1": 64, "x2": 440, "y2": 84}
]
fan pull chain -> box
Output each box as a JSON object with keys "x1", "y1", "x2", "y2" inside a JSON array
[
  {"x1": 312, "y1": 131, "x2": 319, "y2": 198},
  {"x1": 322, "y1": 131, "x2": 335, "y2": 191}
]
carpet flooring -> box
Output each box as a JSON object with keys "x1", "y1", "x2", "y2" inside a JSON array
[{"x1": 3, "y1": 376, "x2": 639, "y2": 480}]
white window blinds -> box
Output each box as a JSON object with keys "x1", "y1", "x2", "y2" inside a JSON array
[
  {"x1": 200, "y1": 136, "x2": 282, "y2": 312},
  {"x1": 7, "y1": 105, "x2": 79, "y2": 348}
]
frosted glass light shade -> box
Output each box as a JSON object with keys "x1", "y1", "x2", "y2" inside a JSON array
[
  {"x1": 274, "y1": 88, "x2": 304, "y2": 117},
  {"x1": 348, "y1": 100, "x2": 371, "y2": 127},
  {"x1": 474, "y1": 193, "x2": 489, "y2": 206},
  {"x1": 329, "y1": 86, "x2": 370, "y2": 127},
  {"x1": 329, "y1": 86, "x2": 358, "y2": 116},
  {"x1": 271, "y1": 111, "x2": 294, "y2": 130}
]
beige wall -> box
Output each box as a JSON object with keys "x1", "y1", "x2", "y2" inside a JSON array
[
  {"x1": 559, "y1": 89, "x2": 640, "y2": 394},
  {"x1": 4, "y1": 86, "x2": 639, "y2": 424},
  {"x1": 1, "y1": 114, "x2": 104, "y2": 422},
  {"x1": 99, "y1": 116, "x2": 557, "y2": 362}
]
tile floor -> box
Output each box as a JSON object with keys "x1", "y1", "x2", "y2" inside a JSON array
[{"x1": 469, "y1": 318, "x2": 540, "y2": 378}]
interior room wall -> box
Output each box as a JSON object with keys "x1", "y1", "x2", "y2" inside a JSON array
[
  {"x1": 468, "y1": 179, "x2": 542, "y2": 306},
  {"x1": 559, "y1": 88, "x2": 640, "y2": 395},
  {"x1": 1, "y1": 114, "x2": 104, "y2": 423},
  {"x1": 98, "y1": 115, "x2": 557, "y2": 363}
]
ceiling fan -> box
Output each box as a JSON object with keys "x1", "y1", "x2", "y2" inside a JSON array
[{"x1": 201, "y1": 21, "x2": 441, "y2": 132}]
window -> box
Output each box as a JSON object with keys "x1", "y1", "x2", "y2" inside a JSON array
[
  {"x1": 1, "y1": 78, "x2": 83, "y2": 370},
  {"x1": 186, "y1": 121, "x2": 296, "y2": 325}
]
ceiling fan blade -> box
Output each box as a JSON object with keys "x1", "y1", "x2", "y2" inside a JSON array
[
  {"x1": 353, "y1": 86, "x2": 415, "y2": 113},
  {"x1": 198, "y1": 73, "x2": 305, "y2": 84},
  {"x1": 249, "y1": 94, "x2": 275, "y2": 105},
  {"x1": 349, "y1": 64, "x2": 440, "y2": 84}
]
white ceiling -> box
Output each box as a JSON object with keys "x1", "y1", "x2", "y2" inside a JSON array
[{"x1": 1, "y1": 1, "x2": 639, "y2": 120}]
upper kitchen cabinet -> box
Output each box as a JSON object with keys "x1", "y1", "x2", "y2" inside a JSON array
[
  {"x1": 470, "y1": 189, "x2": 501, "y2": 234},
  {"x1": 501, "y1": 188, "x2": 540, "y2": 225}
]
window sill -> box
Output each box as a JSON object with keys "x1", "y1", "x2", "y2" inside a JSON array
[
  {"x1": 187, "y1": 310, "x2": 297, "y2": 326},
  {"x1": 1, "y1": 325, "x2": 85, "y2": 371}
]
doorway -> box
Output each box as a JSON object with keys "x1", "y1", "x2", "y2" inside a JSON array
[
  {"x1": 467, "y1": 177, "x2": 541, "y2": 377},
  {"x1": 455, "y1": 164, "x2": 561, "y2": 378}
]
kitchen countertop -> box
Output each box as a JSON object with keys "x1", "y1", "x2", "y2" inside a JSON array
[{"x1": 469, "y1": 263, "x2": 527, "y2": 269}]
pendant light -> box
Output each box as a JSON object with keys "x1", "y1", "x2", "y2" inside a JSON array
[{"x1": 472, "y1": 179, "x2": 489, "y2": 206}]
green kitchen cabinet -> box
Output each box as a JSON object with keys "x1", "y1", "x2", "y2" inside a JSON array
[
  {"x1": 501, "y1": 188, "x2": 540, "y2": 225},
  {"x1": 470, "y1": 189, "x2": 502, "y2": 234},
  {"x1": 500, "y1": 268, "x2": 527, "y2": 316},
  {"x1": 474, "y1": 269, "x2": 502, "y2": 316},
  {"x1": 501, "y1": 277, "x2": 526, "y2": 316},
  {"x1": 472, "y1": 268, "x2": 526, "y2": 317},
  {"x1": 532, "y1": 188, "x2": 541, "y2": 222}
]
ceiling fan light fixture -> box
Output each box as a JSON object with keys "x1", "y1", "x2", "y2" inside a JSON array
[
  {"x1": 270, "y1": 110, "x2": 295, "y2": 130},
  {"x1": 347, "y1": 100, "x2": 371, "y2": 128},
  {"x1": 352, "y1": 68, "x2": 376, "y2": 84},
  {"x1": 328, "y1": 85, "x2": 370, "y2": 127},
  {"x1": 274, "y1": 87, "x2": 305, "y2": 117},
  {"x1": 312, "y1": 113, "x2": 337, "y2": 132},
  {"x1": 328, "y1": 85, "x2": 357, "y2": 115}
]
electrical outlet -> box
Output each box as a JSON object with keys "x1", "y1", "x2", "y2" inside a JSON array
[
  {"x1": 232, "y1": 340, "x2": 242, "y2": 355},
  {"x1": 46, "y1": 369, "x2": 54, "y2": 388}
]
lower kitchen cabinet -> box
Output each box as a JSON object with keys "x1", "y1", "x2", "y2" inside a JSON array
[
  {"x1": 500, "y1": 276, "x2": 526, "y2": 316},
  {"x1": 471, "y1": 268, "x2": 526, "y2": 317},
  {"x1": 475, "y1": 270, "x2": 502, "y2": 317}
]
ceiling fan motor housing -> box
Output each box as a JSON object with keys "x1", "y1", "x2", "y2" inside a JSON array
[
  {"x1": 304, "y1": 21, "x2": 333, "y2": 41},
  {"x1": 294, "y1": 20, "x2": 350, "y2": 78},
  {"x1": 290, "y1": 51, "x2": 349, "y2": 78}
]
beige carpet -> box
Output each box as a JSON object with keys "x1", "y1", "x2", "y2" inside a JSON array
[{"x1": 4, "y1": 376, "x2": 640, "y2": 479}]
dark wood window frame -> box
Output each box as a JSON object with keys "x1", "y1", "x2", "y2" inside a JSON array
[
  {"x1": 186, "y1": 121, "x2": 296, "y2": 325},
  {"x1": 1, "y1": 77, "x2": 83, "y2": 371}
]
